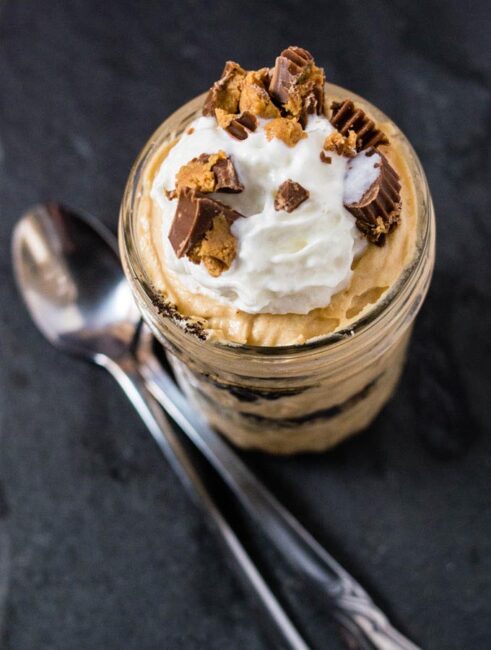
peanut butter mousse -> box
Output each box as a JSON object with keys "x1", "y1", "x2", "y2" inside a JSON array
[{"x1": 136, "y1": 47, "x2": 417, "y2": 346}]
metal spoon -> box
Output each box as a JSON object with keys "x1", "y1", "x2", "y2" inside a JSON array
[
  {"x1": 13, "y1": 202, "x2": 420, "y2": 650},
  {"x1": 12, "y1": 202, "x2": 309, "y2": 650}
]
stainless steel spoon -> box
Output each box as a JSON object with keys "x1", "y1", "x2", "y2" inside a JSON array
[
  {"x1": 12, "y1": 202, "x2": 309, "y2": 650},
  {"x1": 13, "y1": 202, "x2": 421, "y2": 650}
]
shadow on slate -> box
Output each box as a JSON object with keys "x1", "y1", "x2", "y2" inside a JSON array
[{"x1": 409, "y1": 270, "x2": 480, "y2": 460}]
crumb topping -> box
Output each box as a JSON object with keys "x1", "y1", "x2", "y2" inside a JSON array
[
  {"x1": 323, "y1": 130, "x2": 357, "y2": 157},
  {"x1": 265, "y1": 117, "x2": 306, "y2": 147}
]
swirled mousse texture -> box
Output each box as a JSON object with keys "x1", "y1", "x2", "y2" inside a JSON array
[
  {"x1": 151, "y1": 115, "x2": 366, "y2": 314},
  {"x1": 136, "y1": 47, "x2": 417, "y2": 346}
]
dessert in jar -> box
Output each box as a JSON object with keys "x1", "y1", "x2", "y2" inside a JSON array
[{"x1": 120, "y1": 46, "x2": 435, "y2": 454}]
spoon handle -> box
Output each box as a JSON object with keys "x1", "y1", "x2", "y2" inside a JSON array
[
  {"x1": 139, "y1": 343, "x2": 420, "y2": 650},
  {"x1": 101, "y1": 354, "x2": 310, "y2": 650}
]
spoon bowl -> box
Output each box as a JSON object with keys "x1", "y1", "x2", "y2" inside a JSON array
[{"x1": 12, "y1": 203, "x2": 139, "y2": 361}]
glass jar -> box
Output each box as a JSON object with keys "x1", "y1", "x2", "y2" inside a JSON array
[{"x1": 119, "y1": 86, "x2": 435, "y2": 454}]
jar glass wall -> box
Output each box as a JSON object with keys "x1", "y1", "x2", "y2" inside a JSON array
[{"x1": 119, "y1": 86, "x2": 435, "y2": 454}]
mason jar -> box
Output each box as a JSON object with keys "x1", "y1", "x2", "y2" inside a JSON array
[{"x1": 119, "y1": 86, "x2": 435, "y2": 454}]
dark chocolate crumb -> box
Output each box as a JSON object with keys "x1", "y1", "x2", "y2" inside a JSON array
[
  {"x1": 237, "y1": 375, "x2": 382, "y2": 426},
  {"x1": 151, "y1": 293, "x2": 208, "y2": 341},
  {"x1": 200, "y1": 373, "x2": 311, "y2": 402},
  {"x1": 274, "y1": 179, "x2": 309, "y2": 213}
]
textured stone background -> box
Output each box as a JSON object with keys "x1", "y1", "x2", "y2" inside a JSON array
[{"x1": 0, "y1": 1, "x2": 490, "y2": 648}]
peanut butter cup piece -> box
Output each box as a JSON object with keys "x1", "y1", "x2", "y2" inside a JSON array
[
  {"x1": 274, "y1": 180, "x2": 309, "y2": 213},
  {"x1": 212, "y1": 156, "x2": 244, "y2": 192},
  {"x1": 323, "y1": 130, "x2": 357, "y2": 157},
  {"x1": 168, "y1": 188, "x2": 243, "y2": 258},
  {"x1": 188, "y1": 214, "x2": 237, "y2": 276},
  {"x1": 330, "y1": 100, "x2": 389, "y2": 151},
  {"x1": 174, "y1": 152, "x2": 243, "y2": 194},
  {"x1": 239, "y1": 68, "x2": 281, "y2": 118},
  {"x1": 344, "y1": 150, "x2": 401, "y2": 245},
  {"x1": 175, "y1": 152, "x2": 226, "y2": 193},
  {"x1": 269, "y1": 46, "x2": 313, "y2": 104},
  {"x1": 203, "y1": 61, "x2": 246, "y2": 116},
  {"x1": 269, "y1": 46, "x2": 325, "y2": 125},
  {"x1": 215, "y1": 109, "x2": 258, "y2": 140}
]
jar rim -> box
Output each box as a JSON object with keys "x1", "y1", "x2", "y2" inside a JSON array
[{"x1": 119, "y1": 84, "x2": 435, "y2": 362}]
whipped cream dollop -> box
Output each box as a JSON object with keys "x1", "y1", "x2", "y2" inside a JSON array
[{"x1": 151, "y1": 115, "x2": 367, "y2": 315}]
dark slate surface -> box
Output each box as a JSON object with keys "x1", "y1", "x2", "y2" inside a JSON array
[{"x1": 1, "y1": 1, "x2": 490, "y2": 648}]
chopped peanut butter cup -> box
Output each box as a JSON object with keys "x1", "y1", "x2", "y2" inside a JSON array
[
  {"x1": 188, "y1": 214, "x2": 237, "y2": 277},
  {"x1": 330, "y1": 100, "x2": 389, "y2": 151},
  {"x1": 274, "y1": 180, "x2": 309, "y2": 213},
  {"x1": 174, "y1": 152, "x2": 243, "y2": 194},
  {"x1": 175, "y1": 152, "x2": 224, "y2": 194},
  {"x1": 323, "y1": 130, "x2": 357, "y2": 158},
  {"x1": 169, "y1": 188, "x2": 243, "y2": 258},
  {"x1": 204, "y1": 47, "x2": 324, "y2": 140},
  {"x1": 269, "y1": 46, "x2": 325, "y2": 125},
  {"x1": 239, "y1": 68, "x2": 281, "y2": 119},
  {"x1": 269, "y1": 47, "x2": 313, "y2": 104},
  {"x1": 203, "y1": 61, "x2": 246, "y2": 116},
  {"x1": 212, "y1": 156, "x2": 244, "y2": 192},
  {"x1": 344, "y1": 151, "x2": 401, "y2": 245},
  {"x1": 215, "y1": 109, "x2": 258, "y2": 140}
]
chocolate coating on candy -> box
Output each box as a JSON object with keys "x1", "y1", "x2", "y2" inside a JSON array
[
  {"x1": 174, "y1": 152, "x2": 243, "y2": 194},
  {"x1": 213, "y1": 156, "x2": 244, "y2": 192},
  {"x1": 274, "y1": 180, "x2": 310, "y2": 213},
  {"x1": 203, "y1": 61, "x2": 246, "y2": 116},
  {"x1": 330, "y1": 100, "x2": 389, "y2": 151},
  {"x1": 169, "y1": 188, "x2": 243, "y2": 258},
  {"x1": 269, "y1": 46, "x2": 314, "y2": 104},
  {"x1": 215, "y1": 109, "x2": 258, "y2": 140},
  {"x1": 269, "y1": 46, "x2": 325, "y2": 125},
  {"x1": 226, "y1": 111, "x2": 258, "y2": 140},
  {"x1": 344, "y1": 151, "x2": 401, "y2": 245}
]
